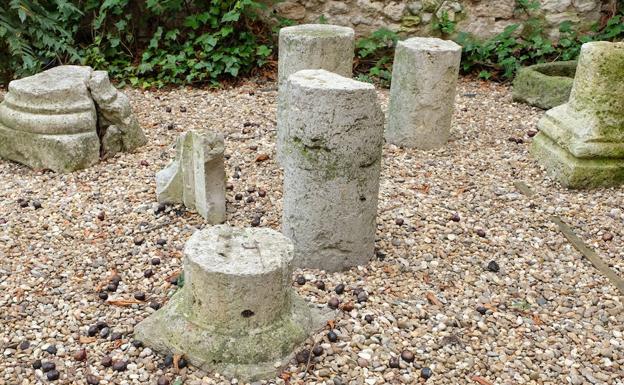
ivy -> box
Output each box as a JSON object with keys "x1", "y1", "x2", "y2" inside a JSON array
[
  {"x1": 355, "y1": 1, "x2": 624, "y2": 85},
  {"x1": 354, "y1": 27, "x2": 398, "y2": 87},
  {"x1": 0, "y1": 0, "x2": 281, "y2": 87}
]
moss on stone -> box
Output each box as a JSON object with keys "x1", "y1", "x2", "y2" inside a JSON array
[
  {"x1": 134, "y1": 289, "x2": 332, "y2": 382},
  {"x1": 512, "y1": 61, "x2": 577, "y2": 109},
  {"x1": 531, "y1": 132, "x2": 624, "y2": 188}
]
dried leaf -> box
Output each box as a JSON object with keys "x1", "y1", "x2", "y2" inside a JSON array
[
  {"x1": 107, "y1": 299, "x2": 142, "y2": 307},
  {"x1": 327, "y1": 319, "x2": 335, "y2": 329},
  {"x1": 471, "y1": 375, "x2": 494, "y2": 385},
  {"x1": 173, "y1": 354, "x2": 182, "y2": 371},
  {"x1": 426, "y1": 292, "x2": 442, "y2": 306},
  {"x1": 95, "y1": 270, "x2": 118, "y2": 292},
  {"x1": 255, "y1": 153, "x2": 270, "y2": 162},
  {"x1": 484, "y1": 303, "x2": 498, "y2": 312},
  {"x1": 532, "y1": 314, "x2": 543, "y2": 325},
  {"x1": 341, "y1": 302, "x2": 354, "y2": 312},
  {"x1": 112, "y1": 339, "x2": 123, "y2": 349},
  {"x1": 79, "y1": 336, "x2": 96, "y2": 344},
  {"x1": 279, "y1": 371, "x2": 291, "y2": 384},
  {"x1": 165, "y1": 269, "x2": 181, "y2": 284}
]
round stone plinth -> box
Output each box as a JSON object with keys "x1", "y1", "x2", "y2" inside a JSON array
[
  {"x1": 134, "y1": 225, "x2": 332, "y2": 382},
  {"x1": 278, "y1": 24, "x2": 354, "y2": 88},
  {"x1": 183, "y1": 225, "x2": 294, "y2": 330}
]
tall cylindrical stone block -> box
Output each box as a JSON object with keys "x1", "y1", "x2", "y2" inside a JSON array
[
  {"x1": 278, "y1": 24, "x2": 355, "y2": 88},
  {"x1": 277, "y1": 24, "x2": 356, "y2": 164},
  {"x1": 385, "y1": 37, "x2": 462, "y2": 149},
  {"x1": 280, "y1": 69, "x2": 384, "y2": 272}
]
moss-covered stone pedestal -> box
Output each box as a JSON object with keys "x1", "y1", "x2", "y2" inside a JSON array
[
  {"x1": 531, "y1": 41, "x2": 624, "y2": 188},
  {"x1": 134, "y1": 225, "x2": 332, "y2": 382}
]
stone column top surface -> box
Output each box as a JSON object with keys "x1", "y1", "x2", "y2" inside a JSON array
[
  {"x1": 400, "y1": 37, "x2": 462, "y2": 52},
  {"x1": 184, "y1": 225, "x2": 294, "y2": 275},
  {"x1": 5, "y1": 65, "x2": 94, "y2": 110},
  {"x1": 280, "y1": 24, "x2": 354, "y2": 39},
  {"x1": 288, "y1": 69, "x2": 374, "y2": 91}
]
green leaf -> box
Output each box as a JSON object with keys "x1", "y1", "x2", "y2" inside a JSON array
[
  {"x1": 221, "y1": 10, "x2": 240, "y2": 23},
  {"x1": 256, "y1": 45, "x2": 271, "y2": 57}
]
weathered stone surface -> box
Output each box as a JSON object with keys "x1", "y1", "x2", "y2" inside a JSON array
[
  {"x1": 88, "y1": 71, "x2": 147, "y2": 156},
  {"x1": 385, "y1": 37, "x2": 461, "y2": 149},
  {"x1": 0, "y1": 65, "x2": 146, "y2": 172},
  {"x1": 279, "y1": 0, "x2": 601, "y2": 39},
  {"x1": 532, "y1": 41, "x2": 624, "y2": 188},
  {"x1": 156, "y1": 130, "x2": 226, "y2": 223},
  {"x1": 274, "y1": 1, "x2": 307, "y2": 20},
  {"x1": 134, "y1": 225, "x2": 332, "y2": 381},
  {"x1": 280, "y1": 69, "x2": 384, "y2": 272},
  {"x1": 512, "y1": 61, "x2": 577, "y2": 109},
  {"x1": 0, "y1": 66, "x2": 99, "y2": 172},
  {"x1": 277, "y1": 24, "x2": 354, "y2": 88},
  {"x1": 276, "y1": 24, "x2": 356, "y2": 163}
]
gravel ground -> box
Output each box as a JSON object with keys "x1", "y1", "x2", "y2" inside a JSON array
[{"x1": 0, "y1": 77, "x2": 622, "y2": 385}]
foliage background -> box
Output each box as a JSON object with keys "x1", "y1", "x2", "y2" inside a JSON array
[
  {"x1": 0, "y1": 0, "x2": 623, "y2": 87},
  {"x1": 0, "y1": 0, "x2": 279, "y2": 86}
]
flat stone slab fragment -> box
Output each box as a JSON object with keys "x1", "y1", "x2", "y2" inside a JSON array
[
  {"x1": 156, "y1": 130, "x2": 226, "y2": 223},
  {"x1": 385, "y1": 37, "x2": 462, "y2": 149},
  {"x1": 532, "y1": 41, "x2": 624, "y2": 188},
  {"x1": 134, "y1": 225, "x2": 332, "y2": 382},
  {"x1": 0, "y1": 65, "x2": 146, "y2": 172},
  {"x1": 279, "y1": 69, "x2": 384, "y2": 271},
  {"x1": 512, "y1": 61, "x2": 577, "y2": 109}
]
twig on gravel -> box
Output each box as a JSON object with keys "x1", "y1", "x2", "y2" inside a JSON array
[
  {"x1": 551, "y1": 216, "x2": 624, "y2": 295},
  {"x1": 514, "y1": 180, "x2": 624, "y2": 295},
  {"x1": 134, "y1": 220, "x2": 173, "y2": 235}
]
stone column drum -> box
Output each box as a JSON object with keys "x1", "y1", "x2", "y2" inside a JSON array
[
  {"x1": 0, "y1": 65, "x2": 146, "y2": 172},
  {"x1": 0, "y1": 66, "x2": 100, "y2": 172},
  {"x1": 280, "y1": 70, "x2": 384, "y2": 272},
  {"x1": 278, "y1": 24, "x2": 354, "y2": 88},
  {"x1": 134, "y1": 225, "x2": 331, "y2": 381},
  {"x1": 531, "y1": 41, "x2": 624, "y2": 188},
  {"x1": 277, "y1": 24, "x2": 355, "y2": 164},
  {"x1": 385, "y1": 37, "x2": 462, "y2": 149}
]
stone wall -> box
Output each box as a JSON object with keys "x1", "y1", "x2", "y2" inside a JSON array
[{"x1": 271, "y1": 0, "x2": 614, "y2": 39}]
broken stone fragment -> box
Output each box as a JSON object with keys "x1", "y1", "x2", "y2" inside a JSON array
[
  {"x1": 156, "y1": 130, "x2": 226, "y2": 223},
  {"x1": 0, "y1": 65, "x2": 147, "y2": 172},
  {"x1": 88, "y1": 71, "x2": 147, "y2": 156},
  {"x1": 134, "y1": 225, "x2": 332, "y2": 382}
]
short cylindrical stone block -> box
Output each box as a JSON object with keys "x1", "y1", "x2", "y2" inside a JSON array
[
  {"x1": 183, "y1": 226, "x2": 293, "y2": 331},
  {"x1": 278, "y1": 24, "x2": 354, "y2": 88},
  {"x1": 134, "y1": 225, "x2": 331, "y2": 381},
  {"x1": 280, "y1": 69, "x2": 384, "y2": 272},
  {"x1": 385, "y1": 37, "x2": 462, "y2": 149}
]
